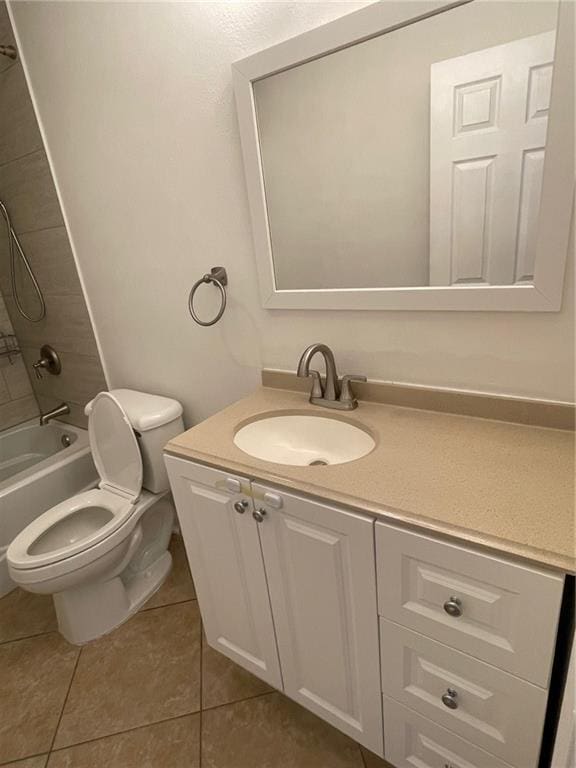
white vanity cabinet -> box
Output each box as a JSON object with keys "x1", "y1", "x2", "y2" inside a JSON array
[
  {"x1": 165, "y1": 456, "x2": 384, "y2": 755},
  {"x1": 166, "y1": 454, "x2": 568, "y2": 768}
]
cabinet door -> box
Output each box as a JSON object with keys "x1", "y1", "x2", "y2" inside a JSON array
[
  {"x1": 253, "y1": 484, "x2": 383, "y2": 756},
  {"x1": 165, "y1": 456, "x2": 282, "y2": 688}
]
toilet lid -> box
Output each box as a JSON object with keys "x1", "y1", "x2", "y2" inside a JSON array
[{"x1": 89, "y1": 392, "x2": 143, "y2": 501}]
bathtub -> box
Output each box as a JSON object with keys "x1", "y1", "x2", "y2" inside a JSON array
[{"x1": 0, "y1": 418, "x2": 98, "y2": 597}]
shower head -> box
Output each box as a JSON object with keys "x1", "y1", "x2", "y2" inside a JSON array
[{"x1": 0, "y1": 44, "x2": 17, "y2": 61}]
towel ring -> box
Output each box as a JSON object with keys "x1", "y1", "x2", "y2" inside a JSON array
[{"x1": 188, "y1": 267, "x2": 228, "y2": 327}]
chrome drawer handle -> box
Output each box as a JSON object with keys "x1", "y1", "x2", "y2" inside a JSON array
[
  {"x1": 233, "y1": 500, "x2": 249, "y2": 514},
  {"x1": 443, "y1": 596, "x2": 462, "y2": 617},
  {"x1": 441, "y1": 688, "x2": 459, "y2": 710},
  {"x1": 253, "y1": 508, "x2": 267, "y2": 523}
]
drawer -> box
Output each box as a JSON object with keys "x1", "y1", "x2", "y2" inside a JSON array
[
  {"x1": 380, "y1": 619, "x2": 547, "y2": 767},
  {"x1": 375, "y1": 521, "x2": 564, "y2": 687},
  {"x1": 383, "y1": 697, "x2": 514, "y2": 768}
]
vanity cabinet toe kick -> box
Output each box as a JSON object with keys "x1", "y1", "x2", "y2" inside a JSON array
[{"x1": 164, "y1": 454, "x2": 572, "y2": 768}]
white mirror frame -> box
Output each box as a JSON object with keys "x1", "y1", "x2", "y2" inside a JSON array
[{"x1": 233, "y1": 0, "x2": 574, "y2": 312}]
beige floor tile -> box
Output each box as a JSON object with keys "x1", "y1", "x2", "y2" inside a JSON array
[
  {"x1": 54, "y1": 602, "x2": 201, "y2": 749},
  {"x1": 47, "y1": 714, "x2": 200, "y2": 768},
  {"x1": 360, "y1": 746, "x2": 394, "y2": 768},
  {"x1": 0, "y1": 587, "x2": 57, "y2": 644},
  {"x1": 0, "y1": 633, "x2": 79, "y2": 764},
  {"x1": 202, "y1": 631, "x2": 273, "y2": 709},
  {"x1": 144, "y1": 535, "x2": 196, "y2": 610},
  {"x1": 202, "y1": 692, "x2": 365, "y2": 768},
  {"x1": 1, "y1": 757, "x2": 48, "y2": 768}
]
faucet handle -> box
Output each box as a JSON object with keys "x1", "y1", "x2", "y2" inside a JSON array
[
  {"x1": 32, "y1": 360, "x2": 47, "y2": 379},
  {"x1": 340, "y1": 374, "x2": 367, "y2": 405},
  {"x1": 308, "y1": 370, "x2": 324, "y2": 399}
]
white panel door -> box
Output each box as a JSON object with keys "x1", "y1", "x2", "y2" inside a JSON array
[
  {"x1": 383, "y1": 698, "x2": 515, "y2": 768},
  {"x1": 253, "y1": 484, "x2": 384, "y2": 756},
  {"x1": 380, "y1": 619, "x2": 548, "y2": 767},
  {"x1": 430, "y1": 31, "x2": 556, "y2": 285},
  {"x1": 375, "y1": 521, "x2": 564, "y2": 688},
  {"x1": 165, "y1": 456, "x2": 282, "y2": 689}
]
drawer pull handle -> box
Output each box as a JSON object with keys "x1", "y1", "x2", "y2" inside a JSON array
[
  {"x1": 253, "y1": 508, "x2": 267, "y2": 523},
  {"x1": 441, "y1": 688, "x2": 459, "y2": 710},
  {"x1": 443, "y1": 596, "x2": 462, "y2": 617},
  {"x1": 234, "y1": 500, "x2": 249, "y2": 514}
]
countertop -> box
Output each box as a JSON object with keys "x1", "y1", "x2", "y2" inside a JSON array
[{"x1": 165, "y1": 387, "x2": 575, "y2": 573}]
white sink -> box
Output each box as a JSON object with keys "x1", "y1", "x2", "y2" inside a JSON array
[{"x1": 233, "y1": 414, "x2": 375, "y2": 466}]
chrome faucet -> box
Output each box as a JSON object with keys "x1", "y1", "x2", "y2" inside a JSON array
[
  {"x1": 40, "y1": 402, "x2": 70, "y2": 426},
  {"x1": 296, "y1": 343, "x2": 366, "y2": 411}
]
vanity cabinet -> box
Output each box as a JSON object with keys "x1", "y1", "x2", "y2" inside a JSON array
[
  {"x1": 165, "y1": 454, "x2": 568, "y2": 767},
  {"x1": 165, "y1": 456, "x2": 383, "y2": 754}
]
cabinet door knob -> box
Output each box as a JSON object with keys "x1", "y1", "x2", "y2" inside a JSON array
[
  {"x1": 441, "y1": 688, "x2": 459, "y2": 709},
  {"x1": 253, "y1": 509, "x2": 267, "y2": 523},
  {"x1": 234, "y1": 500, "x2": 249, "y2": 514},
  {"x1": 443, "y1": 596, "x2": 462, "y2": 617}
]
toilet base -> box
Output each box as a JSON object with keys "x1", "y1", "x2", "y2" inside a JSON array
[{"x1": 54, "y1": 551, "x2": 172, "y2": 645}]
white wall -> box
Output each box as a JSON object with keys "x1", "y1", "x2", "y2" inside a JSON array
[{"x1": 9, "y1": 1, "x2": 575, "y2": 426}]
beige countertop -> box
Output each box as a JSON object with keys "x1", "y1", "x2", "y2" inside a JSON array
[{"x1": 166, "y1": 387, "x2": 575, "y2": 573}]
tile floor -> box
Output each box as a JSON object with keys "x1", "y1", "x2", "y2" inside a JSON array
[{"x1": 0, "y1": 536, "x2": 390, "y2": 768}]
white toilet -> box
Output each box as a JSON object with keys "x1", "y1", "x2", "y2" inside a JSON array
[{"x1": 7, "y1": 389, "x2": 184, "y2": 645}]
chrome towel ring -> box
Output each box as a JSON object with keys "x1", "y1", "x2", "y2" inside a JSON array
[{"x1": 188, "y1": 266, "x2": 228, "y2": 327}]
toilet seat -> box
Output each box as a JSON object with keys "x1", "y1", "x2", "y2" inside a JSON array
[
  {"x1": 89, "y1": 391, "x2": 143, "y2": 502},
  {"x1": 8, "y1": 488, "x2": 136, "y2": 573},
  {"x1": 8, "y1": 393, "x2": 144, "y2": 580}
]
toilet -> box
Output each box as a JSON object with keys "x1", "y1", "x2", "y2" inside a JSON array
[{"x1": 7, "y1": 389, "x2": 184, "y2": 645}]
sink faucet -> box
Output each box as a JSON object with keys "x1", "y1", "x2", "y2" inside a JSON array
[
  {"x1": 297, "y1": 343, "x2": 366, "y2": 411},
  {"x1": 40, "y1": 402, "x2": 70, "y2": 426}
]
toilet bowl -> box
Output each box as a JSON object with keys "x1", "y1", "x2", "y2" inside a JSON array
[{"x1": 7, "y1": 389, "x2": 184, "y2": 645}]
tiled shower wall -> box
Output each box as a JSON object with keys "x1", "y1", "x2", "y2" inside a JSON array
[
  {"x1": 0, "y1": 2, "x2": 106, "y2": 428},
  {"x1": 0, "y1": 291, "x2": 37, "y2": 427}
]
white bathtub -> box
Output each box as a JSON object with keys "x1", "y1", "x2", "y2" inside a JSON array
[{"x1": 0, "y1": 418, "x2": 98, "y2": 597}]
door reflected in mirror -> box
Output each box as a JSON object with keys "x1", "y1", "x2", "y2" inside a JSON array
[{"x1": 253, "y1": 1, "x2": 559, "y2": 291}]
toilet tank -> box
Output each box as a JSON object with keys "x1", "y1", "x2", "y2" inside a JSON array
[{"x1": 94, "y1": 389, "x2": 184, "y2": 494}]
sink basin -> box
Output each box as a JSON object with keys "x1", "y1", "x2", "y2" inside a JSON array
[{"x1": 233, "y1": 414, "x2": 375, "y2": 466}]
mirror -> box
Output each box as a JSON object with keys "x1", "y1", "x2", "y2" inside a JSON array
[
  {"x1": 253, "y1": 1, "x2": 558, "y2": 291},
  {"x1": 234, "y1": 0, "x2": 573, "y2": 311}
]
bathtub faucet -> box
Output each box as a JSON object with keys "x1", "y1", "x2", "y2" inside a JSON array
[{"x1": 40, "y1": 402, "x2": 70, "y2": 426}]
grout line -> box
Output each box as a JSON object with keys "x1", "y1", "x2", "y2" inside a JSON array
[
  {"x1": 201, "y1": 690, "x2": 277, "y2": 715},
  {"x1": 47, "y1": 644, "x2": 83, "y2": 755},
  {"x1": 46, "y1": 711, "x2": 201, "y2": 756},
  {"x1": 139, "y1": 596, "x2": 196, "y2": 613},
  {"x1": 0, "y1": 751, "x2": 48, "y2": 767},
  {"x1": 5, "y1": 222, "x2": 65, "y2": 238},
  {"x1": 0, "y1": 145, "x2": 43, "y2": 171},
  {"x1": 42, "y1": 689, "x2": 279, "y2": 762},
  {"x1": 359, "y1": 745, "x2": 368, "y2": 768},
  {"x1": 0, "y1": 60, "x2": 18, "y2": 76},
  {"x1": 0, "y1": 628, "x2": 56, "y2": 647}
]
